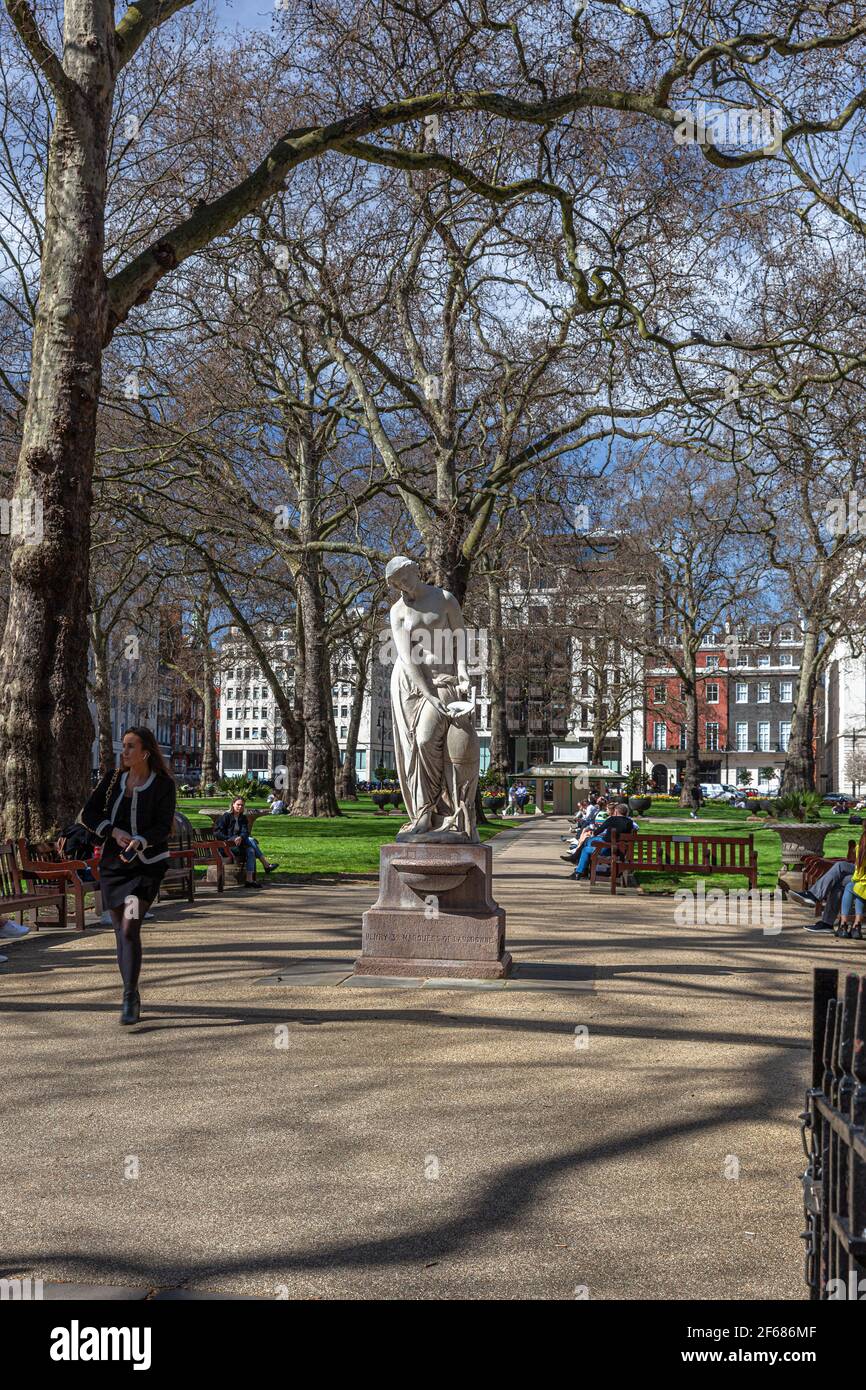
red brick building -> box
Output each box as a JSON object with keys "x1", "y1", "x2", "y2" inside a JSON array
[{"x1": 645, "y1": 641, "x2": 729, "y2": 791}]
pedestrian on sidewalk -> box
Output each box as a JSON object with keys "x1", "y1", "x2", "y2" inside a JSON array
[{"x1": 79, "y1": 728, "x2": 177, "y2": 1025}]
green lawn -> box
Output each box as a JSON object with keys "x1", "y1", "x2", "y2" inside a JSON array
[
  {"x1": 176, "y1": 793, "x2": 861, "y2": 891},
  {"x1": 177, "y1": 795, "x2": 512, "y2": 877}
]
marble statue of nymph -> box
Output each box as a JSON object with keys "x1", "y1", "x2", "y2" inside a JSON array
[{"x1": 385, "y1": 556, "x2": 480, "y2": 842}]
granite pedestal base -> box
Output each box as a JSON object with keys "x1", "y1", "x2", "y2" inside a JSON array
[{"x1": 354, "y1": 841, "x2": 510, "y2": 979}]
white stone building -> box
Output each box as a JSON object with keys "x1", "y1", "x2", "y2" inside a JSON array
[
  {"x1": 217, "y1": 624, "x2": 397, "y2": 781},
  {"x1": 822, "y1": 641, "x2": 866, "y2": 794}
]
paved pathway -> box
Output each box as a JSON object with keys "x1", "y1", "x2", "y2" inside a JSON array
[{"x1": 2, "y1": 817, "x2": 860, "y2": 1300}]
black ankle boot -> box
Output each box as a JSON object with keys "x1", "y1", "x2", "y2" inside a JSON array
[{"x1": 120, "y1": 990, "x2": 140, "y2": 1025}]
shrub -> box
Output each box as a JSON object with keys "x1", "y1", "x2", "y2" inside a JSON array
[
  {"x1": 773, "y1": 791, "x2": 823, "y2": 823},
  {"x1": 217, "y1": 774, "x2": 264, "y2": 799}
]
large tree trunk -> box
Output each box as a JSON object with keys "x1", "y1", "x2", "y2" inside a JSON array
[
  {"x1": 486, "y1": 572, "x2": 510, "y2": 784},
  {"x1": 89, "y1": 625, "x2": 115, "y2": 778},
  {"x1": 679, "y1": 663, "x2": 701, "y2": 810},
  {"x1": 780, "y1": 627, "x2": 819, "y2": 793},
  {"x1": 340, "y1": 634, "x2": 371, "y2": 800},
  {"x1": 201, "y1": 654, "x2": 216, "y2": 788},
  {"x1": 291, "y1": 557, "x2": 339, "y2": 816},
  {"x1": 0, "y1": 0, "x2": 116, "y2": 836},
  {"x1": 326, "y1": 653, "x2": 343, "y2": 800}
]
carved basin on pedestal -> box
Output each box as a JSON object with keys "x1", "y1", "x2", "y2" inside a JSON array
[
  {"x1": 391, "y1": 856, "x2": 475, "y2": 895},
  {"x1": 764, "y1": 822, "x2": 833, "y2": 872}
]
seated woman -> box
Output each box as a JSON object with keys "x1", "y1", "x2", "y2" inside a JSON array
[
  {"x1": 835, "y1": 830, "x2": 866, "y2": 939},
  {"x1": 214, "y1": 796, "x2": 278, "y2": 886}
]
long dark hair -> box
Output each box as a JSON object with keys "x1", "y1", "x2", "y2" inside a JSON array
[{"x1": 103, "y1": 727, "x2": 174, "y2": 809}]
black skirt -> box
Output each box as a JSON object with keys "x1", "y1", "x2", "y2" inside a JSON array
[
  {"x1": 97, "y1": 793, "x2": 167, "y2": 912},
  {"x1": 98, "y1": 856, "x2": 165, "y2": 912}
]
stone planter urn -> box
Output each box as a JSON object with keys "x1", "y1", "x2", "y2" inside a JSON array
[
  {"x1": 764, "y1": 821, "x2": 834, "y2": 872},
  {"x1": 483, "y1": 795, "x2": 505, "y2": 815},
  {"x1": 629, "y1": 796, "x2": 652, "y2": 815},
  {"x1": 371, "y1": 792, "x2": 391, "y2": 812}
]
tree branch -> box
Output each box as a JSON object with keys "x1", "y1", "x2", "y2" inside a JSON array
[
  {"x1": 4, "y1": 0, "x2": 73, "y2": 106},
  {"x1": 114, "y1": 0, "x2": 198, "y2": 68}
]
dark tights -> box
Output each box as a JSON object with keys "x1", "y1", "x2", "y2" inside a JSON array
[{"x1": 110, "y1": 904, "x2": 143, "y2": 993}]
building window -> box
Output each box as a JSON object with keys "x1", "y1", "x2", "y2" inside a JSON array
[
  {"x1": 653, "y1": 685, "x2": 666, "y2": 704},
  {"x1": 340, "y1": 726, "x2": 347, "y2": 739},
  {"x1": 757, "y1": 654, "x2": 770, "y2": 668},
  {"x1": 706, "y1": 722, "x2": 719, "y2": 751},
  {"x1": 779, "y1": 652, "x2": 793, "y2": 666},
  {"x1": 735, "y1": 721, "x2": 748, "y2": 752},
  {"x1": 757, "y1": 682, "x2": 770, "y2": 703},
  {"x1": 226, "y1": 728, "x2": 233, "y2": 739},
  {"x1": 779, "y1": 627, "x2": 795, "y2": 642},
  {"x1": 243, "y1": 727, "x2": 249, "y2": 739},
  {"x1": 735, "y1": 682, "x2": 748, "y2": 703},
  {"x1": 779, "y1": 680, "x2": 793, "y2": 703},
  {"x1": 779, "y1": 721, "x2": 791, "y2": 750},
  {"x1": 357, "y1": 750, "x2": 366, "y2": 771},
  {"x1": 653, "y1": 722, "x2": 667, "y2": 750},
  {"x1": 704, "y1": 655, "x2": 719, "y2": 670},
  {"x1": 706, "y1": 682, "x2": 719, "y2": 703},
  {"x1": 234, "y1": 727, "x2": 241, "y2": 740},
  {"x1": 757, "y1": 721, "x2": 771, "y2": 752}
]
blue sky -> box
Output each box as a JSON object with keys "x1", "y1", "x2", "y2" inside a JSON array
[{"x1": 214, "y1": 0, "x2": 275, "y2": 31}]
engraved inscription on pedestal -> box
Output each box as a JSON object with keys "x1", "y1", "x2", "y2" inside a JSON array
[{"x1": 354, "y1": 841, "x2": 511, "y2": 980}]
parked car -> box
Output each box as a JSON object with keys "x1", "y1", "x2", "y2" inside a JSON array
[{"x1": 699, "y1": 782, "x2": 729, "y2": 800}]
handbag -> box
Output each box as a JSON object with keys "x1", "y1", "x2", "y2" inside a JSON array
[{"x1": 58, "y1": 822, "x2": 96, "y2": 860}]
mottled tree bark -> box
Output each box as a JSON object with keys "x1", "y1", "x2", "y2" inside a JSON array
[
  {"x1": 201, "y1": 652, "x2": 216, "y2": 788},
  {"x1": 486, "y1": 571, "x2": 510, "y2": 783},
  {"x1": 339, "y1": 633, "x2": 371, "y2": 801},
  {"x1": 291, "y1": 556, "x2": 339, "y2": 816},
  {"x1": 0, "y1": 0, "x2": 116, "y2": 835},
  {"x1": 780, "y1": 627, "x2": 819, "y2": 793},
  {"x1": 89, "y1": 623, "x2": 115, "y2": 777}
]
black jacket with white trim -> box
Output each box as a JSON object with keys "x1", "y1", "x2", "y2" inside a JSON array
[{"x1": 80, "y1": 770, "x2": 177, "y2": 866}]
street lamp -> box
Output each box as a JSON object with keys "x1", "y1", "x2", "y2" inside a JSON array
[{"x1": 377, "y1": 708, "x2": 389, "y2": 782}]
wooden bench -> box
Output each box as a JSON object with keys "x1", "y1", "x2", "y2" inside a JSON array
[
  {"x1": 17, "y1": 839, "x2": 99, "y2": 932},
  {"x1": 1, "y1": 840, "x2": 68, "y2": 930},
  {"x1": 590, "y1": 832, "x2": 758, "y2": 895},
  {"x1": 158, "y1": 818, "x2": 232, "y2": 903},
  {"x1": 802, "y1": 842, "x2": 857, "y2": 892}
]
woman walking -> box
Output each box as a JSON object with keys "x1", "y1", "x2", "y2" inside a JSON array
[{"x1": 80, "y1": 728, "x2": 177, "y2": 1024}]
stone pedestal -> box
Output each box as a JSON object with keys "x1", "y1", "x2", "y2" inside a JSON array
[{"x1": 354, "y1": 841, "x2": 510, "y2": 979}]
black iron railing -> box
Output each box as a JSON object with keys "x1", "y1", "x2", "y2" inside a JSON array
[{"x1": 800, "y1": 967, "x2": 866, "y2": 1299}]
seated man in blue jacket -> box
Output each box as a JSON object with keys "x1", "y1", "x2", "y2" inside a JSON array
[{"x1": 572, "y1": 803, "x2": 638, "y2": 880}]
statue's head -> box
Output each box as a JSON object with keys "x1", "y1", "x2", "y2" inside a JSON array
[{"x1": 385, "y1": 555, "x2": 419, "y2": 595}]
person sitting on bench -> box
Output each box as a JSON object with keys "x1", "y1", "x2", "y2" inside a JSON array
[
  {"x1": 214, "y1": 797, "x2": 278, "y2": 886},
  {"x1": 789, "y1": 857, "x2": 855, "y2": 935},
  {"x1": 572, "y1": 803, "x2": 638, "y2": 880}
]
